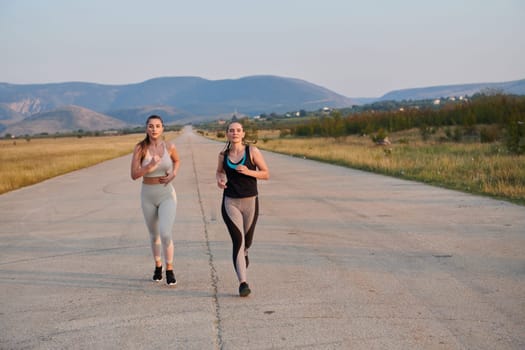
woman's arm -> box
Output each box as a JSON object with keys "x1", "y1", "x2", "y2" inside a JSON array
[
  {"x1": 131, "y1": 145, "x2": 149, "y2": 180},
  {"x1": 216, "y1": 152, "x2": 227, "y2": 189},
  {"x1": 235, "y1": 146, "x2": 270, "y2": 180},
  {"x1": 130, "y1": 144, "x2": 162, "y2": 180},
  {"x1": 168, "y1": 142, "x2": 180, "y2": 176},
  {"x1": 158, "y1": 142, "x2": 180, "y2": 184}
]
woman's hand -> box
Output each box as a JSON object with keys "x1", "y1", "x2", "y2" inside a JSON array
[
  {"x1": 148, "y1": 155, "x2": 161, "y2": 172},
  {"x1": 216, "y1": 172, "x2": 227, "y2": 189},
  {"x1": 217, "y1": 178, "x2": 227, "y2": 189},
  {"x1": 235, "y1": 165, "x2": 250, "y2": 175},
  {"x1": 159, "y1": 170, "x2": 175, "y2": 185}
]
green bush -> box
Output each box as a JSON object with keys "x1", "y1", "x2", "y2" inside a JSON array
[
  {"x1": 479, "y1": 125, "x2": 500, "y2": 143},
  {"x1": 505, "y1": 120, "x2": 525, "y2": 155},
  {"x1": 371, "y1": 128, "x2": 388, "y2": 143}
]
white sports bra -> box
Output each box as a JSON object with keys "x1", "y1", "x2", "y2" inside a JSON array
[{"x1": 142, "y1": 142, "x2": 172, "y2": 177}]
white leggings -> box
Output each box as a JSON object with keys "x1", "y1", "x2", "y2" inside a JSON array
[{"x1": 141, "y1": 183, "x2": 177, "y2": 265}]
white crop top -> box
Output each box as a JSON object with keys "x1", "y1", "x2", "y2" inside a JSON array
[{"x1": 142, "y1": 142, "x2": 172, "y2": 177}]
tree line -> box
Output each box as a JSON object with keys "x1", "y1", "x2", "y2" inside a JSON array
[{"x1": 288, "y1": 94, "x2": 525, "y2": 154}]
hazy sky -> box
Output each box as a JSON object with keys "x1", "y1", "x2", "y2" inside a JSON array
[{"x1": 1, "y1": 0, "x2": 524, "y2": 97}]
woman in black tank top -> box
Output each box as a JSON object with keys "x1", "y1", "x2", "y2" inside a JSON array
[{"x1": 216, "y1": 121, "x2": 270, "y2": 297}]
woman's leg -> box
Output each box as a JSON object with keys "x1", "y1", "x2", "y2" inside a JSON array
[
  {"x1": 141, "y1": 188, "x2": 162, "y2": 266},
  {"x1": 242, "y1": 196, "x2": 259, "y2": 254},
  {"x1": 158, "y1": 190, "x2": 177, "y2": 268}
]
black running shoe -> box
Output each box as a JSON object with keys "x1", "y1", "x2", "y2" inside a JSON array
[
  {"x1": 153, "y1": 266, "x2": 162, "y2": 282},
  {"x1": 239, "y1": 282, "x2": 251, "y2": 297},
  {"x1": 166, "y1": 270, "x2": 177, "y2": 286}
]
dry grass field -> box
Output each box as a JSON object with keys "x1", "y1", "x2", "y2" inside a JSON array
[{"x1": 0, "y1": 132, "x2": 177, "y2": 195}]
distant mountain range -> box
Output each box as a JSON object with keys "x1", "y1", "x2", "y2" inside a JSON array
[
  {"x1": 377, "y1": 79, "x2": 525, "y2": 102},
  {"x1": 3, "y1": 105, "x2": 128, "y2": 136},
  {"x1": 0, "y1": 75, "x2": 524, "y2": 137},
  {"x1": 0, "y1": 75, "x2": 352, "y2": 136}
]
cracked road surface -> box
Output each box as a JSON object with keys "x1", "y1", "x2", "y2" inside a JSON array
[{"x1": 1, "y1": 127, "x2": 524, "y2": 349}]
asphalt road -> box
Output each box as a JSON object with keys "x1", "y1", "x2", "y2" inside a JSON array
[{"x1": 1, "y1": 127, "x2": 524, "y2": 350}]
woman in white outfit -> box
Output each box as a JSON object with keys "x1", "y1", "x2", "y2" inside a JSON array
[{"x1": 131, "y1": 115, "x2": 180, "y2": 286}]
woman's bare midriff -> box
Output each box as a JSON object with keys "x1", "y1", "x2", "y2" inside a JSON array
[{"x1": 143, "y1": 176, "x2": 163, "y2": 184}]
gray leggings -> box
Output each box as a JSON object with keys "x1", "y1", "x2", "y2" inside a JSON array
[
  {"x1": 141, "y1": 183, "x2": 177, "y2": 265},
  {"x1": 221, "y1": 196, "x2": 259, "y2": 283}
]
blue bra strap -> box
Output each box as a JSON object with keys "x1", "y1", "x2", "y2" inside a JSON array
[{"x1": 226, "y1": 152, "x2": 246, "y2": 169}]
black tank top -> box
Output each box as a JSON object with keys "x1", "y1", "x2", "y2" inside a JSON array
[{"x1": 223, "y1": 145, "x2": 258, "y2": 198}]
